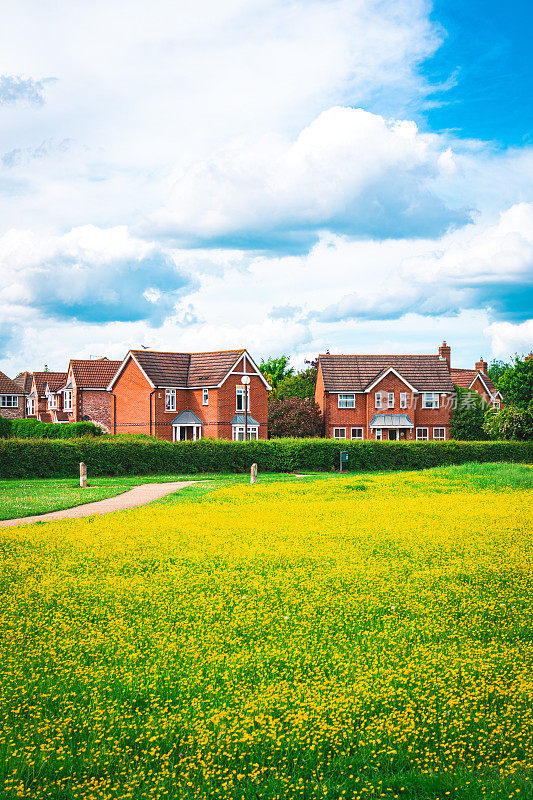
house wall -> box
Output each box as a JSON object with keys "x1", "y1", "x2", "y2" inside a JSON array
[
  {"x1": 324, "y1": 372, "x2": 451, "y2": 440},
  {"x1": 0, "y1": 398, "x2": 25, "y2": 420},
  {"x1": 217, "y1": 372, "x2": 268, "y2": 439},
  {"x1": 76, "y1": 389, "x2": 114, "y2": 432},
  {"x1": 112, "y1": 358, "x2": 152, "y2": 435}
]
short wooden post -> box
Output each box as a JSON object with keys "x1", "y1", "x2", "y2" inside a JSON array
[
  {"x1": 250, "y1": 463, "x2": 258, "y2": 485},
  {"x1": 80, "y1": 462, "x2": 87, "y2": 488}
]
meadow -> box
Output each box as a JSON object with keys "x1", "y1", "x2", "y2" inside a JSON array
[{"x1": 0, "y1": 463, "x2": 532, "y2": 800}]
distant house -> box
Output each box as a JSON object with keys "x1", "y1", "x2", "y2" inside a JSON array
[
  {"x1": 59, "y1": 358, "x2": 122, "y2": 431},
  {"x1": 450, "y1": 357, "x2": 504, "y2": 408},
  {"x1": 0, "y1": 371, "x2": 26, "y2": 419},
  {"x1": 108, "y1": 349, "x2": 270, "y2": 440},
  {"x1": 26, "y1": 372, "x2": 68, "y2": 423},
  {"x1": 315, "y1": 342, "x2": 454, "y2": 441}
]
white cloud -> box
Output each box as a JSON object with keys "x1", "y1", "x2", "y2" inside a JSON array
[{"x1": 484, "y1": 320, "x2": 533, "y2": 358}]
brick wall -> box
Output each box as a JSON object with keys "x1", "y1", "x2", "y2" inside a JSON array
[
  {"x1": 113, "y1": 358, "x2": 152, "y2": 435},
  {"x1": 78, "y1": 390, "x2": 114, "y2": 432},
  {"x1": 0, "y1": 399, "x2": 25, "y2": 420}
]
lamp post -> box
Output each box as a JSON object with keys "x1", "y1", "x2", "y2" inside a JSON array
[{"x1": 241, "y1": 375, "x2": 250, "y2": 441}]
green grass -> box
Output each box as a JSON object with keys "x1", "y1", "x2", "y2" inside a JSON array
[
  {"x1": 0, "y1": 472, "x2": 323, "y2": 520},
  {"x1": 0, "y1": 462, "x2": 531, "y2": 800}
]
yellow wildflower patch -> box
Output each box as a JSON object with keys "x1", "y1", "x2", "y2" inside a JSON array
[{"x1": 0, "y1": 465, "x2": 532, "y2": 799}]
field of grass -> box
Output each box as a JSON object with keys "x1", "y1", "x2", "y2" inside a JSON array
[
  {"x1": 0, "y1": 472, "x2": 321, "y2": 520},
  {"x1": 0, "y1": 462, "x2": 532, "y2": 799}
]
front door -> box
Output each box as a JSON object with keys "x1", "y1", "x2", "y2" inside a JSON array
[{"x1": 388, "y1": 429, "x2": 398, "y2": 441}]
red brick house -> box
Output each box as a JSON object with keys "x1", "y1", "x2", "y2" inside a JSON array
[
  {"x1": 26, "y1": 372, "x2": 68, "y2": 423},
  {"x1": 59, "y1": 358, "x2": 122, "y2": 431},
  {"x1": 450, "y1": 357, "x2": 504, "y2": 408},
  {"x1": 0, "y1": 371, "x2": 26, "y2": 419},
  {"x1": 316, "y1": 343, "x2": 454, "y2": 441},
  {"x1": 108, "y1": 349, "x2": 270, "y2": 440}
]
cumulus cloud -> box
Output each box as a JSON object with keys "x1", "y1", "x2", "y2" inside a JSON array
[
  {"x1": 0, "y1": 75, "x2": 55, "y2": 106},
  {"x1": 484, "y1": 319, "x2": 533, "y2": 358},
  {"x1": 149, "y1": 107, "x2": 468, "y2": 246},
  {"x1": 0, "y1": 225, "x2": 195, "y2": 325}
]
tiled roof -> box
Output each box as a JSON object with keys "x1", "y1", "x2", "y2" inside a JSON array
[
  {"x1": 70, "y1": 358, "x2": 122, "y2": 388},
  {"x1": 0, "y1": 370, "x2": 24, "y2": 394},
  {"x1": 13, "y1": 371, "x2": 33, "y2": 394},
  {"x1": 319, "y1": 354, "x2": 454, "y2": 392},
  {"x1": 130, "y1": 349, "x2": 244, "y2": 387},
  {"x1": 450, "y1": 368, "x2": 498, "y2": 395},
  {"x1": 33, "y1": 372, "x2": 68, "y2": 397}
]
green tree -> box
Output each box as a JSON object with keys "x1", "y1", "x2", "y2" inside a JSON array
[
  {"x1": 450, "y1": 387, "x2": 488, "y2": 440},
  {"x1": 276, "y1": 366, "x2": 317, "y2": 400},
  {"x1": 494, "y1": 353, "x2": 533, "y2": 410},
  {"x1": 483, "y1": 405, "x2": 533, "y2": 441},
  {"x1": 259, "y1": 355, "x2": 294, "y2": 390},
  {"x1": 487, "y1": 359, "x2": 510, "y2": 385}
]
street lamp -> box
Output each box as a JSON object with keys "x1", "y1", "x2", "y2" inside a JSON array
[{"x1": 241, "y1": 375, "x2": 250, "y2": 441}]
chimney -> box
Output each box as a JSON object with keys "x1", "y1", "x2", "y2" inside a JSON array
[
  {"x1": 438, "y1": 340, "x2": 451, "y2": 369},
  {"x1": 475, "y1": 357, "x2": 488, "y2": 375}
]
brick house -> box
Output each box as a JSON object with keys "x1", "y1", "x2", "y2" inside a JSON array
[
  {"x1": 108, "y1": 349, "x2": 270, "y2": 440},
  {"x1": 26, "y1": 372, "x2": 68, "y2": 422},
  {"x1": 450, "y1": 356, "x2": 504, "y2": 408},
  {"x1": 59, "y1": 358, "x2": 122, "y2": 431},
  {"x1": 315, "y1": 343, "x2": 454, "y2": 441},
  {"x1": 0, "y1": 371, "x2": 26, "y2": 419}
]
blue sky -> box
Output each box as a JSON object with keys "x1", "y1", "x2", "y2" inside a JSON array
[{"x1": 0, "y1": 0, "x2": 531, "y2": 376}]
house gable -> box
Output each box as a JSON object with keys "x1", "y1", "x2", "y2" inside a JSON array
[{"x1": 364, "y1": 367, "x2": 419, "y2": 394}]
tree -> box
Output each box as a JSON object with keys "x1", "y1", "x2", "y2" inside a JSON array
[
  {"x1": 492, "y1": 353, "x2": 533, "y2": 410},
  {"x1": 276, "y1": 366, "x2": 317, "y2": 400},
  {"x1": 268, "y1": 397, "x2": 323, "y2": 438},
  {"x1": 450, "y1": 387, "x2": 488, "y2": 440},
  {"x1": 259, "y1": 355, "x2": 294, "y2": 390},
  {"x1": 487, "y1": 359, "x2": 510, "y2": 386},
  {"x1": 483, "y1": 405, "x2": 533, "y2": 441}
]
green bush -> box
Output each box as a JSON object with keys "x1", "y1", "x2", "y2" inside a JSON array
[
  {"x1": 0, "y1": 417, "x2": 101, "y2": 440},
  {"x1": 0, "y1": 437, "x2": 531, "y2": 479}
]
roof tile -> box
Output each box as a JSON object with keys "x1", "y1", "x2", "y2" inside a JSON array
[
  {"x1": 319, "y1": 354, "x2": 453, "y2": 392},
  {"x1": 130, "y1": 349, "x2": 244, "y2": 387},
  {"x1": 70, "y1": 358, "x2": 122, "y2": 388},
  {"x1": 0, "y1": 371, "x2": 24, "y2": 394}
]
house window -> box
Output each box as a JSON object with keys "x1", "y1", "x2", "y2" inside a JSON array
[
  {"x1": 202, "y1": 388, "x2": 209, "y2": 406},
  {"x1": 375, "y1": 429, "x2": 382, "y2": 441},
  {"x1": 165, "y1": 389, "x2": 176, "y2": 411},
  {"x1": 351, "y1": 428, "x2": 363, "y2": 440},
  {"x1": 416, "y1": 427, "x2": 429, "y2": 441},
  {"x1": 492, "y1": 399, "x2": 501, "y2": 408},
  {"x1": 236, "y1": 386, "x2": 250, "y2": 412},
  {"x1": 388, "y1": 392, "x2": 394, "y2": 408},
  {"x1": 433, "y1": 427, "x2": 446, "y2": 441},
  {"x1": 48, "y1": 394, "x2": 57, "y2": 410},
  {"x1": 338, "y1": 393, "x2": 355, "y2": 409},
  {"x1": 26, "y1": 397, "x2": 35, "y2": 415},
  {"x1": 422, "y1": 392, "x2": 439, "y2": 409},
  {"x1": 63, "y1": 391, "x2": 72, "y2": 412},
  {"x1": 232, "y1": 425, "x2": 258, "y2": 441},
  {"x1": 1, "y1": 395, "x2": 18, "y2": 408},
  {"x1": 400, "y1": 392, "x2": 407, "y2": 409},
  {"x1": 333, "y1": 428, "x2": 346, "y2": 439},
  {"x1": 375, "y1": 392, "x2": 382, "y2": 409}
]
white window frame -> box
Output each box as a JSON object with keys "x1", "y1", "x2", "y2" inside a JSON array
[
  {"x1": 374, "y1": 428, "x2": 383, "y2": 441},
  {"x1": 351, "y1": 427, "x2": 363, "y2": 440},
  {"x1": 333, "y1": 427, "x2": 346, "y2": 439},
  {"x1": 416, "y1": 427, "x2": 429, "y2": 441},
  {"x1": 63, "y1": 390, "x2": 73, "y2": 412},
  {"x1": 387, "y1": 392, "x2": 394, "y2": 408},
  {"x1": 375, "y1": 392, "x2": 382, "y2": 409},
  {"x1": 26, "y1": 397, "x2": 35, "y2": 415},
  {"x1": 236, "y1": 386, "x2": 250, "y2": 412},
  {"x1": 422, "y1": 392, "x2": 439, "y2": 409},
  {"x1": 1, "y1": 395, "x2": 18, "y2": 408},
  {"x1": 492, "y1": 399, "x2": 501, "y2": 408},
  {"x1": 338, "y1": 393, "x2": 355, "y2": 409},
  {"x1": 400, "y1": 392, "x2": 407, "y2": 409},
  {"x1": 48, "y1": 394, "x2": 57, "y2": 410},
  {"x1": 165, "y1": 389, "x2": 176, "y2": 412},
  {"x1": 232, "y1": 425, "x2": 258, "y2": 441},
  {"x1": 433, "y1": 427, "x2": 446, "y2": 441},
  {"x1": 202, "y1": 388, "x2": 209, "y2": 406}
]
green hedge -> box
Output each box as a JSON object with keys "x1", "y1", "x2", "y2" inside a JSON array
[
  {"x1": 0, "y1": 417, "x2": 101, "y2": 440},
  {"x1": 0, "y1": 437, "x2": 531, "y2": 479}
]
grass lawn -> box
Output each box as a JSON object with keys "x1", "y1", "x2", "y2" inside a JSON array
[
  {"x1": 0, "y1": 462, "x2": 532, "y2": 799},
  {"x1": 0, "y1": 472, "x2": 322, "y2": 520}
]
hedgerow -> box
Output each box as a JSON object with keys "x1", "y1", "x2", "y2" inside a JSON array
[
  {"x1": 0, "y1": 437, "x2": 531, "y2": 479},
  {"x1": 0, "y1": 417, "x2": 101, "y2": 440}
]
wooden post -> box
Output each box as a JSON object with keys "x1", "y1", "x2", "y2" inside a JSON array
[
  {"x1": 80, "y1": 462, "x2": 87, "y2": 488},
  {"x1": 250, "y1": 463, "x2": 258, "y2": 485}
]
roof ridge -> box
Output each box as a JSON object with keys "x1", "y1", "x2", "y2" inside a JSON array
[
  {"x1": 131, "y1": 348, "x2": 245, "y2": 356},
  {"x1": 320, "y1": 353, "x2": 440, "y2": 358}
]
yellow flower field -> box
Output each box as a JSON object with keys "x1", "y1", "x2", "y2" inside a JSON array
[{"x1": 0, "y1": 463, "x2": 532, "y2": 800}]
